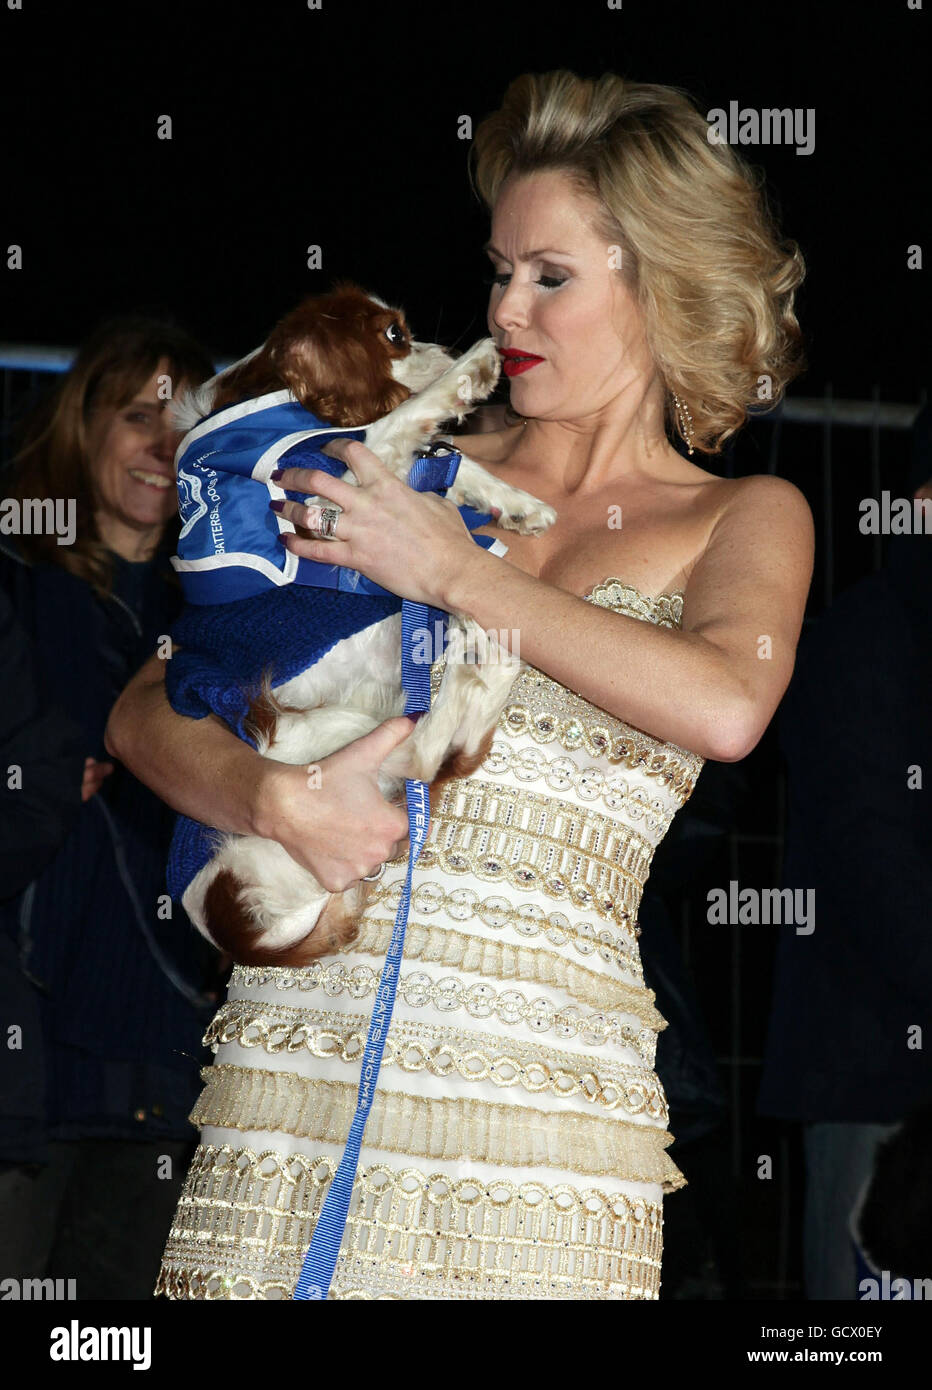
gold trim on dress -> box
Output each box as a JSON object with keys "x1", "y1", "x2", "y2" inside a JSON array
[
  {"x1": 156, "y1": 1145, "x2": 666, "y2": 1301},
  {"x1": 584, "y1": 578, "x2": 685, "y2": 628},
  {"x1": 368, "y1": 877, "x2": 645, "y2": 969},
  {"x1": 188, "y1": 1065, "x2": 687, "y2": 1192},
  {"x1": 348, "y1": 917, "x2": 667, "y2": 1029},
  {"x1": 498, "y1": 673, "x2": 704, "y2": 804},
  {"x1": 204, "y1": 1002, "x2": 669, "y2": 1119},
  {"x1": 428, "y1": 663, "x2": 702, "y2": 803},
  {"x1": 480, "y1": 742, "x2": 676, "y2": 834},
  {"x1": 427, "y1": 578, "x2": 704, "y2": 810},
  {"x1": 230, "y1": 960, "x2": 657, "y2": 1062},
  {"x1": 420, "y1": 778, "x2": 654, "y2": 927}
]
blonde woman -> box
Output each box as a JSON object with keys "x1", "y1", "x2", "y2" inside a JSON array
[{"x1": 109, "y1": 70, "x2": 813, "y2": 1300}]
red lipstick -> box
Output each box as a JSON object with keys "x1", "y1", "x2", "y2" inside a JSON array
[{"x1": 499, "y1": 348, "x2": 544, "y2": 378}]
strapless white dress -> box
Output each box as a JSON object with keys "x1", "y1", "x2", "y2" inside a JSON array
[{"x1": 155, "y1": 578, "x2": 706, "y2": 1300}]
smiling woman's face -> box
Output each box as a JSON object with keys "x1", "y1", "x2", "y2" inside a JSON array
[
  {"x1": 485, "y1": 169, "x2": 656, "y2": 424},
  {"x1": 86, "y1": 359, "x2": 183, "y2": 531}
]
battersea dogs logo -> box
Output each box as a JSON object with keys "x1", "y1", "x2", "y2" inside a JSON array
[
  {"x1": 178, "y1": 459, "x2": 225, "y2": 553},
  {"x1": 177, "y1": 464, "x2": 208, "y2": 540}
]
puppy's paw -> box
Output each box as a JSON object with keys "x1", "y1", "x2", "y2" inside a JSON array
[
  {"x1": 451, "y1": 338, "x2": 501, "y2": 409},
  {"x1": 449, "y1": 458, "x2": 558, "y2": 536},
  {"x1": 496, "y1": 498, "x2": 558, "y2": 536}
]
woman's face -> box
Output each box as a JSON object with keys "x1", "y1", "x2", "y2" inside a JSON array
[
  {"x1": 87, "y1": 359, "x2": 184, "y2": 532},
  {"x1": 485, "y1": 170, "x2": 655, "y2": 424}
]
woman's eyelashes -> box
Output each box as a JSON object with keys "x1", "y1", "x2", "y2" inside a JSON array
[{"x1": 486, "y1": 271, "x2": 568, "y2": 290}]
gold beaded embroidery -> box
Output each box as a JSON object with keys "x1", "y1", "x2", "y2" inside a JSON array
[
  {"x1": 427, "y1": 580, "x2": 703, "y2": 808},
  {"x1": 584, "y1": 578, "x2": 684, "y2": 628},
  {"x1": 498, "y1": 675, "x2": 703, "y2": 805},
  {"x1": 188, "y1": 1067, "x2": 686, "y2": 1189},
  {"x1": 364, "y1": 877, "x2": 645, "y2": 978},
  {"x1": 347, "y1": 918, "x2": 666, "y2": 1029},
  {"x1": 156, "y1": 1145, "x2": 666, "y2": 1301},
  {"x1": 204, "y1": 1001, "x2": 668, "y2": 1119},
  {"x1": 230, "y1": 961, "x2": 656, "y2": 1063},
  {"x1": 420, "y1": 778, "x2": 653, "y2": 926},
  {"x1": 481, "y1": 742, "x2": 675, "y2": 834}
]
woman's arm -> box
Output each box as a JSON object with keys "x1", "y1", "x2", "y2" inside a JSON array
[
  {"x1": 270, "y1": 448, "x2": 815, "y2": 764},
  {"x1": 104, "y1": 651, "x2": 414, "y2": 890},
  {"x1": 446, "y1": 475, "x2": 815, "y2": 762},
  {"x1": 104, "y1": 650, "x2": 272, "y2": 836}
]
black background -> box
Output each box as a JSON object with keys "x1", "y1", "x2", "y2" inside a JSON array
[
  {"x1": 2, "y1": 0, "x2": 929, "y2": 1306},
  {"x1": 2, "y1": 0, "x2": 928, "y2": 397}
]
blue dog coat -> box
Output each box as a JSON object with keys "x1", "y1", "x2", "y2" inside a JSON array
[{"x1": 164, "y1": 390, "x2": 506, "y2": 903}]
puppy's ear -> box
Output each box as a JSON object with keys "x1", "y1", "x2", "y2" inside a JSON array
[
  {"x1": 270, "y1": 333, "x2": 347, "y2": 422},
  {"x1": 273, "y1": 333, "x2": 409, "y2": 428},
  {"x1": 208, "y1": 344, "x2": 280, "y2": 414}
]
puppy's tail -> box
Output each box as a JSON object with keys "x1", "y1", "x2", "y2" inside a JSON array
[{"x1": 241, "y1": 666, "x2": 307, "y2": 752}]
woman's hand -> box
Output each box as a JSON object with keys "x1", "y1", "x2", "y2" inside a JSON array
[
  {"x1": 270, "y1": 438, "x2": 479, "y2": 608},
  {"x1": 254, "y1": 716, "x2": 416, "y2": 892},
  {"x1": 106, "y1": 652, "x2": 413, "y2": 885},
  {"x1": 81, "y1": 755, "x2": 114, "y2": 802}
]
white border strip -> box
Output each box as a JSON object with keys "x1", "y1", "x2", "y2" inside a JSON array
[
  {"x1": 169, "y1": 550, "x2": 304, "y2": 588},
  {"x1": 175, "y1": 389, "x2": 296, "y2": 461}
]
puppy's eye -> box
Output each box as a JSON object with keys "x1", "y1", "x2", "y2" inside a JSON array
[{"x1": 385, "y1": 322, "x2": 406, "y2": 345}]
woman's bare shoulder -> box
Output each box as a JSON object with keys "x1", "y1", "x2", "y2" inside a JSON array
[
  {"x1": 718, "y1": 471, "x2": 814, "y2": 527},
  {"x1": 668, "y1": 467, "x2": 812, "y2": 593},
  {"x1": 684, "y1": 471, "x2": 815, "y2": 608},
  {"x1": 677, "y1": 464, "x2": 812, "y2": 531}
]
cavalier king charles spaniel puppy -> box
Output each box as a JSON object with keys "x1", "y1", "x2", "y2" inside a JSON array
[{"x1": 169, "y1": 283, "x2": 556, "y2": 965}]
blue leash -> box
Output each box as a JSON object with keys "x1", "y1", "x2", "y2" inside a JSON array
[{"x1": 292, "y1": 454, "x2": 452, "y2": 1301}]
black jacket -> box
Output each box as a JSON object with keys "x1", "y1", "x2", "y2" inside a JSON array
[
  {"x1": 0, "y1": 537, "x2": 216, "y2": 1163},
  {"x1": 757, "y1": 522, "x2": 932, "y2": 1123}
]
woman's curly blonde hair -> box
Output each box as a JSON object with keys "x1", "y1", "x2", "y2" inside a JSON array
[{"x1": 470, "y1": 70, "x2": 806, "y2": 454}]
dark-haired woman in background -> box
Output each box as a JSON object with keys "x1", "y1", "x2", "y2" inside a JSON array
[{"x1": 0, "y1": 319, "x2": 222, "y2": 1299}]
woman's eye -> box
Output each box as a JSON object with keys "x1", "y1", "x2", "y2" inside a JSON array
[
  {"x1": 126, "y1": 411, "x2": 152, "y2": 424},
  {"x1": 385, "y1": 322, "x2": 406, "y2": 345},
  {"x1": 484, "y1": 272, "x2": 566, "y2": 290}
]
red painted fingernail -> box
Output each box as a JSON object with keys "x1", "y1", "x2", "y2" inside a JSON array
[
  {"x1": 269, "y1": 498, "x2": 284, "y2": 512},
  {"x1": 269, "y1": 468, "x2": 284, "y2": 480}
]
